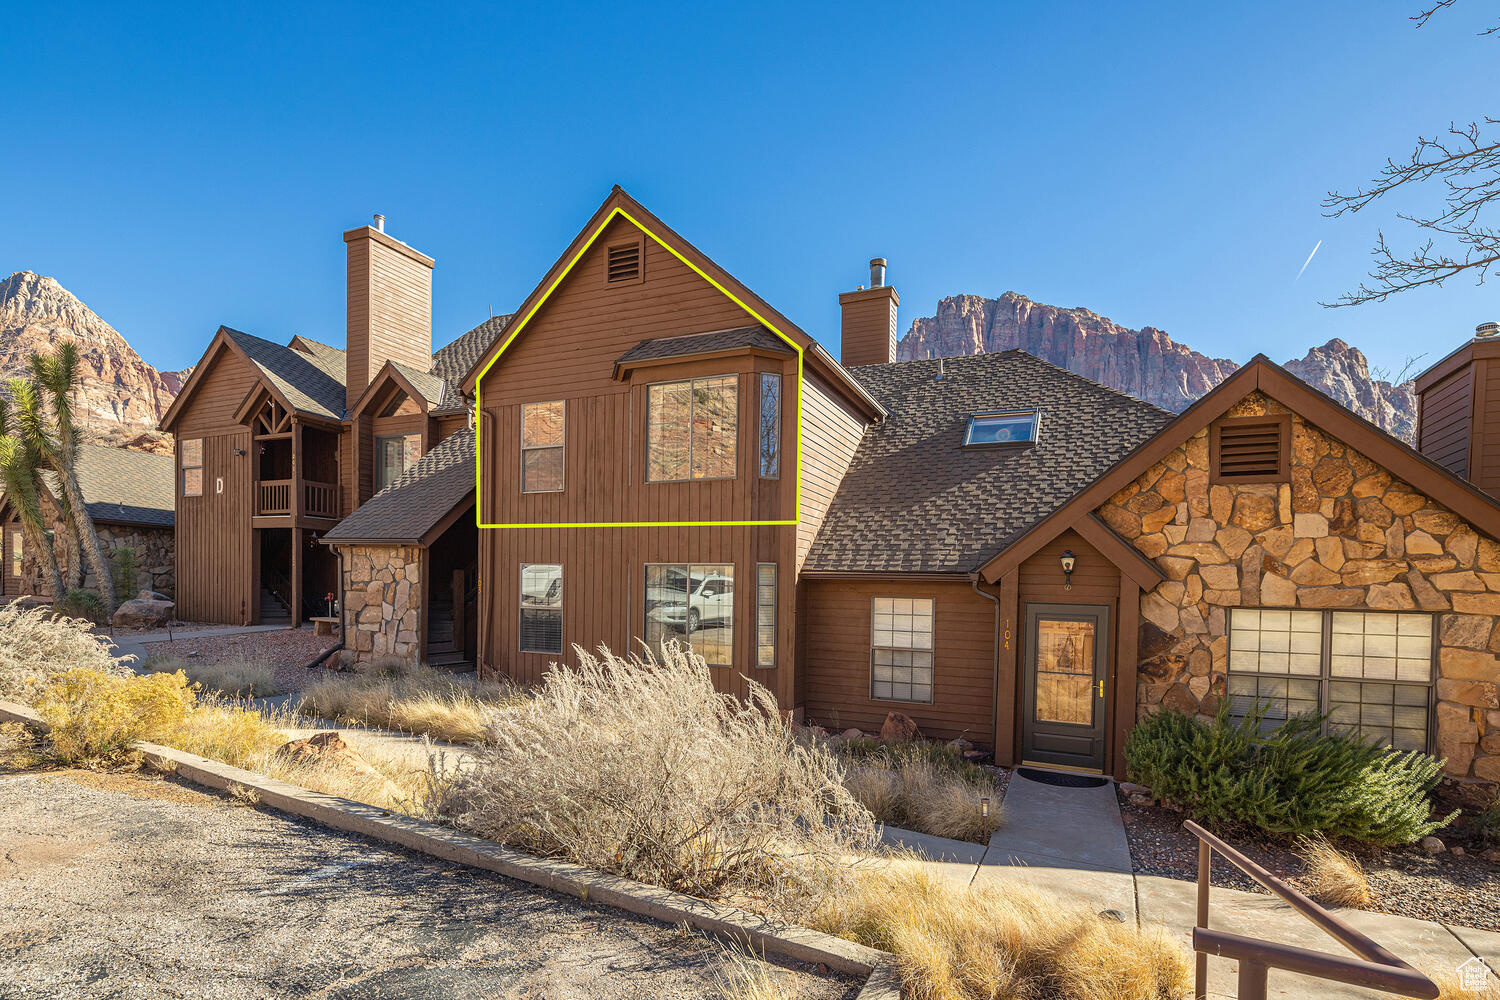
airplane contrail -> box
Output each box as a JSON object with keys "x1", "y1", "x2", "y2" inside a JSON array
[{"x1": 1295, "y1": 239, "x2": 1322, "y2": 282}]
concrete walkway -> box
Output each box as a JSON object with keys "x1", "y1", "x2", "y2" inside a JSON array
[
  {"x1": 880, "y1": 768, "x2": 1500, "y2": 998},
  {"x1": 109, "y1": 623, "x2": 294, "y2": 670}
]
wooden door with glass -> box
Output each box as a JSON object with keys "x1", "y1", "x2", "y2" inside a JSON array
[{"x1": 1021, "y1": 603, "x2": 1110, "y2": 771}]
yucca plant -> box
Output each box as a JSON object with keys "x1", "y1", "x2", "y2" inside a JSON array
[{"x1": 0, "y1": 384, "x2": 66, "y2": 599}]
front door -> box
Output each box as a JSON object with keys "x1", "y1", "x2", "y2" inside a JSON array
[{"x1": 1022, "y1": 603, "x2": 1109, "y2": 771}]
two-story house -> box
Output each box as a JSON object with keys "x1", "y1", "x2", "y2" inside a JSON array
[
  {"x1": 460, "y1": 187, "x2": 1500, "y2": 790},
  {"x1": 160, "y1": 218, "x2": 503, "y2": 666}
]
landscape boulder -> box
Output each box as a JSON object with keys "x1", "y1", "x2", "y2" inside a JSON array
[
  {"x1": 1420, "y1": 836, "x2": 1446, "y2": 855},
  {"x1": 273, "y1": 732, "x2": 383, "y2": 782},
  {"x1": 112, "y1": 597, "x2": 174, "y2": 629},
  {"x1": 879, "y1": 711, "x2": 922, "y2": 743}
]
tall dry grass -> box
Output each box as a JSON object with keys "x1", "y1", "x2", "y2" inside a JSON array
[
  {"x1": 143, "y1": 655, "x2": 282, "y2": 698},
  {"x1": 840, "y1": 742, "x2": 1001, "y2": 843},
  {"x1": 0, "y1": 603, "x2": 128, "y2": 702},
  {"x1": 438, "y1": 642, "x2": 878, "y2": 905},
  {"x1": 713, "y1": 945, "x2": 802, "y2": 1000},
  {"x1": 297, "y1": 660, "x2": 521, "y2": 744},
  {"x1": 812, "y1": 859, "x2": 1191, "y2": 1000},
  {"x1": 1295, "y1": 833, "x2": 1373, "y2": 909}
]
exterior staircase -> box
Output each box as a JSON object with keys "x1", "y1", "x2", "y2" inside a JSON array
[
  {"x1": 426, "y1": 591, "x2": 471, "y2": 670},
  {"x1": 259, "y1": 586, "x2": 292, "y2": 625}
]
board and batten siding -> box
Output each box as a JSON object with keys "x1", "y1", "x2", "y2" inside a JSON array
[
  {"x1": 1418, "y1": 366, "x2": 1473, "y2": 482},
  {"x1": 795, "y1": 371, "x2": 868, "y2": 571},
  {"x1": 799, "y1": 578, "x2": 997, "y2": 744}
]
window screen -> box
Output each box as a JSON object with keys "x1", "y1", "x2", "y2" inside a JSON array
[{"x1": 871, "y1": 597, "x2": 934, "y2": 704}]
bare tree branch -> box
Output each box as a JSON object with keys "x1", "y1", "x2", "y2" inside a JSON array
[{"x1": 1411, "y1": 0, "x2": 1500, "y2": 34}]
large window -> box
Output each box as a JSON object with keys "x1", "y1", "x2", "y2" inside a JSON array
[
  {"x1": 181, "y1": 438, "x2": 203, "y2": 497},
  {"x1": 520, "y1": 564, "x2": 563, "y2": 654},
  {"x1": 756, "y1": 563, "x2": 776, "y2": 668},
  {"x1": 646, "y1": 376, "x2": 737, "y2": 482},
  {"x1": 1227, "y1": 608, "x2": 1434, "y2": 751},
  {"x1": 759, "y1": 373, "x2": 780, "y2": 479},
  {"x1": 521, "y1": 400, "x2": 565, "y2": 492},
  {"x1": 871, "y1": 597, "x2": 934, "y2": 704},
  {"x1": 644, "y1": 563, "x2": 734, "y2": 666},
  {"x1": 376, "y1": 433, "x2": 421, "y2": 491}
]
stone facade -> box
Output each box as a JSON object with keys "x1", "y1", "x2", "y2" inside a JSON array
[
  {"x1": 20, "y1": 521, "x2": 173, "y2": 600},
  {"x1": 339, "y1": 544, "x2": 423, "y2": 662},
  {"x1": 1098, "y1": 392, "x2": 1500, "y2": 784}
]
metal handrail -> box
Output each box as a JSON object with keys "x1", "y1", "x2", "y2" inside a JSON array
[{"x1": 1185, "y1": 820, "x2": 1439, "y2": 1000}]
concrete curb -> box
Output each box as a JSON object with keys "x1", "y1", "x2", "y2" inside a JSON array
[{"x1": 0, "y1": 700, "x2": 900, "y2": 995}]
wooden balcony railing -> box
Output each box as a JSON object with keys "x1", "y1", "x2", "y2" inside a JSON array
[
  {"x1": 256, "y1": 479, "x2": 292, "y2": 516},
  {"x1": 304, "y1": 480, "x2": 338, "y2": 519}
]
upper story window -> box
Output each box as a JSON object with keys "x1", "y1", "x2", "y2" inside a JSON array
[
  {"x1": 1212, "y1": 415, "x2": 1290, "y2": 483},
  {"x1": 181, "y1": 438, "x2": 203, "y2": 497},
  {"x1": 376, "y1": 433, "x2": 421, "y2": 491},
  {"x1": 759, "y1": 373, "x2": 781, "y2": 479},
  {"x1": 646, "y1": 375, "x2": 737, "y2": 482},
  {"x1": 521, "y1": 400, "x2": 565, "y2": 492},
  {"x1": 964, "y1": 410, "x2": 1041, "y2": 447}
]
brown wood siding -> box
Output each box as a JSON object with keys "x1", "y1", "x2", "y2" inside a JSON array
[
  {"x1": 175, "y1": 429, "x2": 253, "y2": 623},
  {"x1": 799, "y1": 577, "x2": 996, "y2": 744},
  {"x1": 837, "y1": 287, "x2": 898, "y2": 367},
  {"x1": 173, "y1": 348, "x2": 259, "y2": 437},
  {"x1": 435, "y1": 414, "x2": 468, "y2": 443},
  {"x1": 1015, "y1": 529, "x2": 1122, "y2": 770},
  {"x1": 795, "y1": 371, "x2": 868, "y2": 571},
  {"x1": 1478, "y1": 360, "x2": 1500, "y2": 496},
  {"x1": 345, "y1": 229, "x2": 433, "y2": 411},
  {"x1": 1417, "y1": 365, "x2": 1473, "y2": 482}
]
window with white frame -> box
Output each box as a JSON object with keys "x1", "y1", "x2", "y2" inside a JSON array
[
  {"x1": 521, "y1": 401, "x2": 565, "y2": 492},
  {"x1": 519, "y1": 563, "x2": 563, "y2": 654},
  {"x1": 1227, "y1": 608, "x2": 1434, "y2": 751},
  {"x1": 871, "y1": 597, "x2": 934, "y2": 704},
  {"x1": 756, "y1": 563, "x2": 776, "y2": 668}
]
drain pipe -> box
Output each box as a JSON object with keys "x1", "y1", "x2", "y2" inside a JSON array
[{"x1": 970, "y1": 571, "x2": 1003, "y2": 762}]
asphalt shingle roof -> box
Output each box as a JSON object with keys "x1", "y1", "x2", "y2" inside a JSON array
[
  {"x1": 432, "y1": 315, "x2": 513, "y2": 409},
  {"x1": 222, "y1": 327, "x2": 347, "y2": 420},
  {"x1": 616, "y1": 326, "x2": 792, "y2": 366},
  {"x1": 803, "y1": 350, "x2": 1174, "y2": 574},
  {"x1": 73, "y1": 443, "x2": 176, "y2": 527},
  {"x1": 321, "y1": 428, "x2": 475, "y2": 544}
]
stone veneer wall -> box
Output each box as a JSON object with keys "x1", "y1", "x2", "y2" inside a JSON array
[
  {"x1": 339, "y1": 544, "x2": 423, "y2": 662},
  {"x1": 1097, "y1": 391, "x2": 1500, "y2": 784},
  {"x1": 21, "y1": 522, "x2": 174, "y2": 599}
]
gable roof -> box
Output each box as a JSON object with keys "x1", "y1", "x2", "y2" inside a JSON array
[
  {"x1": 320, "y1": 428, "x2": 475, "y2": 546},
  {"x1": 460, "y1": 186, "x2": 882, "y2": 420},
  {"x1": 803, "y1": 351, "x2": 1174, "y2": 574},
  {"x1": 2, "y1": 444, "x2": 174, "y2": 529},
  {"x1": 431, "y1": 314, "x2": 513, "y2": 412},
  {"x1": 615, "y1": 325, "x2": 792, "y2": 370},
  {"x1": 978, "y1": 354, "x2": 1500, "y2": 584},
  {"x1": 223, "y1": 327, "x2": 346, "y2": 421}
]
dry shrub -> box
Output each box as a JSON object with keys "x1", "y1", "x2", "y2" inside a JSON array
[
  {"x1": 843, "y1": 745, "x2": 1001, "y2": 843},
  {"x1": 0, "y1": 721, "x2": 47, "y2": 770},
  {"x1": 34, "y1": 669, "x2": 197, "y2": 764},
  {"x1": 0, "y1": 603, "x2": 128, "y2": 702},
  {"x1": 168, "y1": 699, "x2": 288, "y2": 766},
  {"x1": 256, "y1": 736, "x2": 451, "y2": 817},
  {"x1": 813, "y1": 859, "x2": 1190, "y2": 1000},
  {"x1": 438, "y1": 642, "x2": 877, "y2": 905},
  {"x1": 144, "y1": 655, "x2": 282, "y2": 699},
  {"x1": 714, "y1": 945, "x2": 800, "y2": 1000},
  {"x1": 1296, "y1": 833, "x2": 1373, "y2": 909},
  {"x1": 297, "y1": 662, "x2": 519, "y2": 744}
]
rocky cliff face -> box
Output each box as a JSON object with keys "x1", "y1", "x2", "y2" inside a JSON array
[
  {"x1": 0, "y1": 271, "x2": 185, "y2": 447},
  {"x1": 898, "y1": 292, "x2": 1417, "y2": 441}
]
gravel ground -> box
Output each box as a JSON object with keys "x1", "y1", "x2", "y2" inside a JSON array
[
  {"x1": 142, "y1": 629, "x2": 338, "y2": 693},
  {"x1": 0, "y1": 768, "x2": 859, "y2": 1000},
  {"x1": 1118, "y1": 791, "x2": 1500, "y2": 931}
]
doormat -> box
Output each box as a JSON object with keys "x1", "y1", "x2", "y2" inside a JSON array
[{"x1": 1017, "y1": 767, "x2": 1109, "y2": 789}]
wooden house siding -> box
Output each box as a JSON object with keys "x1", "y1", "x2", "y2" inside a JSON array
[
  {"x1": 795, "y1": 371, "x2": 868, "y2": 571},
  {"x1": 344, "y1": 227, "x2": 434, "y2": 410},
  {"x1": 173, "y1": 347, "x2": 259, "y2": 437},
  {"x1": 799, "y1": 577, "x2": 996, "y2": 744},
  {"x1": 1418, "y1": 366, "x2": 1473, "y2": 482},
  {"x1": 175, "y1": 429, "x2": 253, "y2": 623}
]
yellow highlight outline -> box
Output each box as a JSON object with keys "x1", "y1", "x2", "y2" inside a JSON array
[{"x1": 473, "y1": 206, "x2": 803, "y2": 529}]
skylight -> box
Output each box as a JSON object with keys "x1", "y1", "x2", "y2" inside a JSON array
[{"x1": 964, "y1": 410, "x2": 1041, "y2": 447}]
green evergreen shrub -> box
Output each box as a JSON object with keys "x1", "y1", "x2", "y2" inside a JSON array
[
  {"x1": 1125, "y1": 701, "x2": 1454, "y2": 846},
  {"x1": 110, "y1": 546, "x2": 138, "y2": 597},
  {"x1": 55, "y1": 588, "x2": 106, "y2": 624}
]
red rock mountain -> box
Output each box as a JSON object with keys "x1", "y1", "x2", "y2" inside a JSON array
[
  {"x1": 0, "y1": 271, "x2": 186, "y2": 451},
  {"x1": 898, "y1": 292, "x2": 1417, "y2": 442}
]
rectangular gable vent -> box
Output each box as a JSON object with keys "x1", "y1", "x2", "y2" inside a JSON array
[
  {"x1": 606, "y1": 240, "x2": 642, "y2": 284},
  {"x1": 1211, "y1": 414, "x2": 1290, "y2": 483}
]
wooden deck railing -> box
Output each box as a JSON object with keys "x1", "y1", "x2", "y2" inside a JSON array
[
  {"x1": 304, "y1": 480, "x2": 338, "y2": 519},
  {"x1": 1186, "y1": 820, "x2": 1439, "y2": 1000},
  {"x1": 256, "y1": 479, "x2": 292, "y2": 516}
]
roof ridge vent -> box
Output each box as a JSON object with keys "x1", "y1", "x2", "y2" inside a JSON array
[{"x1": 1476, "y1": 321, "x2": 1499, "y2": 340}]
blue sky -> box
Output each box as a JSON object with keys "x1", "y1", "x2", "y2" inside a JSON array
[{"x1": 2, "y1": 1, "x2": 1494, "y2": 378}]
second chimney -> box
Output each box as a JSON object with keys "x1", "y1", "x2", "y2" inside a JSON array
[
  {"x1": 838, "y1": 257, "x2": 899, "y2": 367},
  {"x1": 343, "y1": 215, "x2": 435, "y2": 412}
]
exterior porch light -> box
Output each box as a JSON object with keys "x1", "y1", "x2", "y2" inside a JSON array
[{"x1": 1060, "y1": 549, "x2": 1076, "y2": 590}]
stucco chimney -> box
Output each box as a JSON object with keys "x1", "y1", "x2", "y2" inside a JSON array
[
  {"x1": 839, "y1": 258, "x2": 899, "y2": 368},
  {"x1": 343, "y1": 216, "x2": 435, "y2": 411}
]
